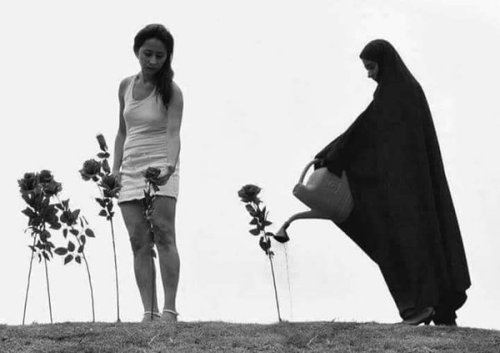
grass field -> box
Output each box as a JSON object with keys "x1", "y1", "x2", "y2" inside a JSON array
[{"x1": 1, "y1": 321, "x2": 499, "y2": 353}]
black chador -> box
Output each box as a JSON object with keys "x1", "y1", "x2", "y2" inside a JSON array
[{"x1": 315, "y1": 40, "x2": 470, "y2": 325}]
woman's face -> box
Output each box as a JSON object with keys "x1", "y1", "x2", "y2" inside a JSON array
[
  {"x1": 137, "y1": 38, "x2": 168, "y2": 76},
  {"x1": 362, "y1": 59, "x2": 379, "y2": 81}
]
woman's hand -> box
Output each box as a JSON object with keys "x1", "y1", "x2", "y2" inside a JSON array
[
  {"x1": 112, "y1": 170, "x2": 122, "y2": 184},
  {"x1": 154, "y1": 164, "x2": 175, "y2": 185},
  {"x1": 164, "y1": 164, "x2": 176, "y2": 178}
]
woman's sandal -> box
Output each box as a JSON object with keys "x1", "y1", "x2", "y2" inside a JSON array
[
  {"x1": 161, "y1": 309, "x2": 179, "y2": 323},
  {"x1": 142, "y1": 311, "x2": 161, "y2": 323}
]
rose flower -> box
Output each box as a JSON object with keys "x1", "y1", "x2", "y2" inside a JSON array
[
  {"x1": 79, "y1": 159, "x2": 102, "y2": 181},
  {"x1": 18, "y1": 172, "x2": 39, "y2": 193},
  {"x1": 100, "y1": 174, "x2": 122, "y2": 198},
  {"x1": 143, "y1": 167, "x2": 168, "y2": 187},
  {"x1": 43, "y1": 180, "x2": 63, "y2": 197},
  {"x1": 38, "y1": 170, "x2": 54, "y2": 184},
  {"x1": 238, "y1": 184, "x2": 262, "y2": 204}
]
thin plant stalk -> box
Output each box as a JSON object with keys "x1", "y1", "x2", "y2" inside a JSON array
[
  {"x1": 256, "y1": 202, "x2": 282, "y2": 322},
  {"x1": 96, "y1": 185, "x2": 121, "y2": 322},
  {"x1": 151, "y1": 246, "x2": 155, "y2": 321},
  {"x1": 147, "y1": 184, "x2": 156, "y2": 321},
  {"x1": 22, "y1": 237, "x2": 36, "y2": 325},
  {"x1": 109, "y1": 218, "x2": 121, "y2": 322},
  {"x1": 43, "y1": 256, "x2": 53, "y2": 324},
  {"x1": 266, "y1": 243, "x2": 282, "y2": 322},
  {"x1": 76, "y1": 237, "x2": 95, "y2": 322}
]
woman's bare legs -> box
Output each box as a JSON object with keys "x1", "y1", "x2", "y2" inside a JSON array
[
  {"x1": 151, "y1": 196, "x2": 180, "y2": 322},
  {"x1": 119, "y1": 200, "x2": 159, "y2": 321}
]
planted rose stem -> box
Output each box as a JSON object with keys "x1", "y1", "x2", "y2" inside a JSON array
[
  {"x1": 109, "y1": 218, "x2": 121, "y2": 322},
  {"x1": 43, "y1": 257, "x2": 53, "y2": 324},
  {"x1": 256, "y1": 203, "x2": 282, "y2": 322},
  {"x1": 76, "y1": 237, "x2": 95, "y2": 322},
  {"x1": 95, "y1": 185, "x2": 121, "y2": 322},
  {"x1": 267, "y1": 244, "x2": 282, "y2": 322},
  {"x1": 22, "y1": 238, "x2": 36, "y2": 325}
]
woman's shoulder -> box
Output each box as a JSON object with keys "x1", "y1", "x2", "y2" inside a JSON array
[
  {"x1": 118, "y1": 75, "x2": 136, "y2": 97},
  {"x1": 171, "y1": 80, "x2": 182, "y2": 96},
  {"x1": 170, "y1": 80, "x2": 183, "y2": 105}
]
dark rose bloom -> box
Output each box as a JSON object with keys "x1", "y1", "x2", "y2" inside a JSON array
[
  {"x1": 96, "y1": 133, "x2": 108, "y2": 152},
  {"x1": 238, "y1": 184, "x2": 262, "y2": 203},
  {"x1": 100, "y1": 174, "x2": 122, "y2": 198},
  {"x1": 18, "y1": 172, "x2": 39, "y2": 193},
  {"x1": 80, "y1": 159, "x2": 101, "y2": 181},
  {"x1": 43, "y1": 180, "x2": 62, "y2": 197},
  {"x1": 143, "y1": 167, "x2": 168, "y2": 186},
  {"x1": 38, "y1": 170, "x2": 54, "y2": 184}
]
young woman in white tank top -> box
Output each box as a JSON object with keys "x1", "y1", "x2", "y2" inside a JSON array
[{"x1": 112, "y1": 24, "x2": 183, "y2": 323}]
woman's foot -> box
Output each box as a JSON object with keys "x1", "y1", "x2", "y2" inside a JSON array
[
  {"x1": 432, "y1": 310, "x2": 458, "y2": 326},
  {"x1": 142, "y1": 311, "x2": 161, "y2": 323},
  {"x1": 401, "y1": 307, "x2": 435, "y2": 326},
  {"x1": 161, "y1": 309, "x2": 179, "y2": 323},
  {"x1": 273, "y1": 222, "x2": 290, "y2": 243}
]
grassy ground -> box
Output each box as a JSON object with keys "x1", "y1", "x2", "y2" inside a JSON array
[{"x1": 1, "y1": 321, "x2": 499, "y2": 353}]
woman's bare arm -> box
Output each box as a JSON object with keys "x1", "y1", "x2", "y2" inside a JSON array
[
  {"x1": 164, "y1": 81, "x2": 183, "y2": 176},
  {"x1": 112, "y1": 78, "x2": 129, "y2": 176}
]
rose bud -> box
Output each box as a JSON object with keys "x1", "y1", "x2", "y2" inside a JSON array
[{"x1": 96, "y1": 133, "x2": 108, "y2": 152}]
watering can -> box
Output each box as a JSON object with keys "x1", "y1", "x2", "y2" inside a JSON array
[
  {"x1": 274, "y1": 159, "x2": 354, "y2": 242},
  {"x1": 293, "y1": 159, "x2": 354, "y2": 223}
]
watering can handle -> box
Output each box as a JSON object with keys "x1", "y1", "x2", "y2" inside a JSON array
[{"x1": 298, "y1": 159, "x2": 321, "y2": 184}]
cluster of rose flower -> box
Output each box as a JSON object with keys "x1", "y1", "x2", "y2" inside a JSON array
[{"x1": 18, "y1": 134, "x2": 168, "y2": 324}]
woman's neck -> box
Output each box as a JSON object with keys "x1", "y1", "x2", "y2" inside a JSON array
[{"x1": 138, "y1": 71, "x2": 156, "y2": 85}]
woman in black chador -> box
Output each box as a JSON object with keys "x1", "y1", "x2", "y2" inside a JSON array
[{"x1": 315, "y1": 39, "x2": 471, "y2": 326}]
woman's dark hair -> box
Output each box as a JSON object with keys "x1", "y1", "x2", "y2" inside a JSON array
[{"x1": 134, "y1": 24, "x2": 174, "y2": 108}]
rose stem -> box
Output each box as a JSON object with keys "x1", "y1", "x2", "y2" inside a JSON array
[
  {"x1": 268, "y1": 250, "x2": 282, "y2": 322},
  {"x1": 44, "y1": 255, "x2": 53, "y2": 324},
  {"x1": 95, "y1": 184, "x2": 121, "y2": 322},
  {"x1": 22, "y1": 237, "x2": 36, "y2": 325},
  {"x1": 109, "y1": 217, "x2": 121, "y2": 322},
  {"x1": 257, "y1": 202, "x2": 282, "y2": 322},
  {"x1": 76, "y1": 236, "x2": 96, "y2": 322},
  {"x1": 149, "y1": 184, "x2": 156, "y2": 321}
]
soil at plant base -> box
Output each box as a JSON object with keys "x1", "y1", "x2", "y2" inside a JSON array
[{"x1": 1, "y1": 321, "x2": 499, "y2": 353}]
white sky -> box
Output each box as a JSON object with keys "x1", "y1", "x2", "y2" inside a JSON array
[{"x1": 1, "y1": 0, "x2": 499, "y2": 330}]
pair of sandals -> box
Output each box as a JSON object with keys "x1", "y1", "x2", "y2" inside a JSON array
[{"x1": 142, "y1": 309, "x2": 179, "y2": 323}]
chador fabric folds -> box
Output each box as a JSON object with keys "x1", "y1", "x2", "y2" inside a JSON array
[{"x1": 315, "y1": 40, "x2": 470, "y2": 323}]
